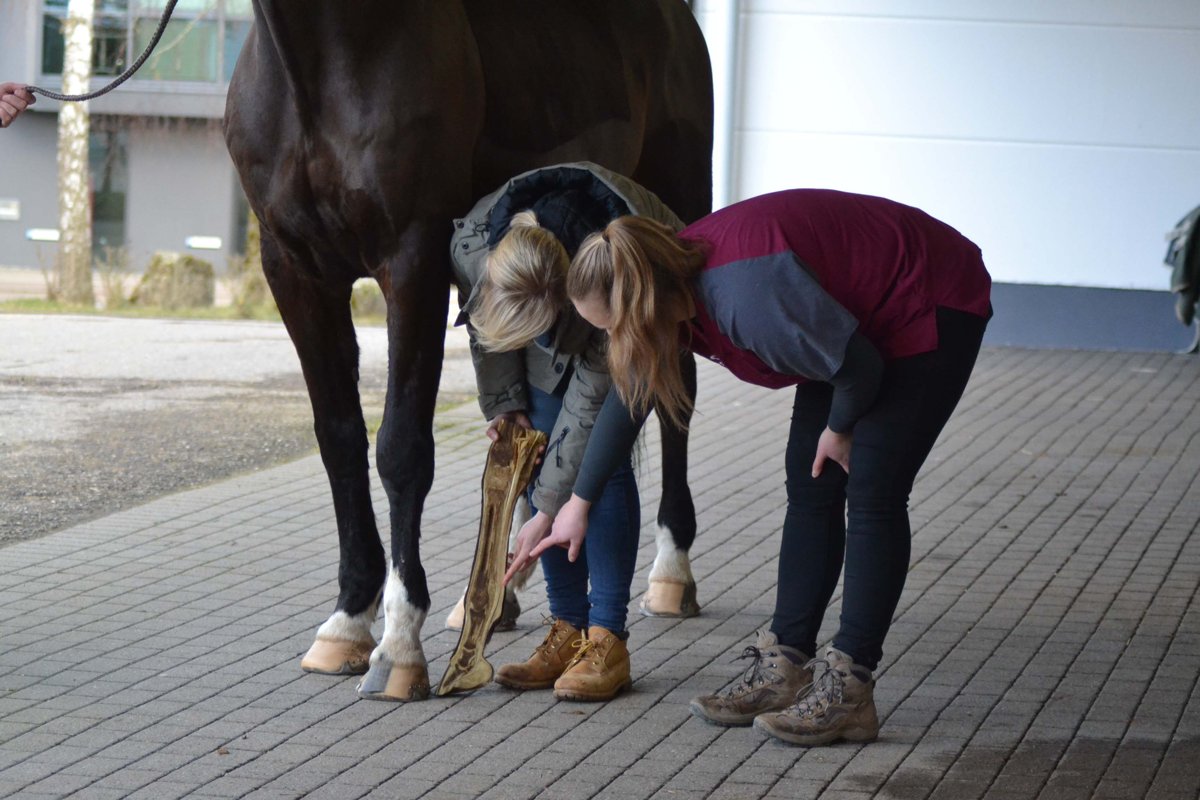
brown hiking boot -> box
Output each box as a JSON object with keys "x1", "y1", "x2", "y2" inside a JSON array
[
  {"x1": 753, "y1": 647, "x2": 880, "y2": 746},
  {"x1": 689, "y1": 631, "x2": 812, "y2": 726},
  {"x1": 494, "y1": 618, "x2": 582, "y2": 690},
  {"x1": 553, "y1": 625, "x2": 631, "y2": 702}
]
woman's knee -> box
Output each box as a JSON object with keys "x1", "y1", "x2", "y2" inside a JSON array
[
  {"x1": 785, "y1": 467, "x2": 846, "y2": 509},
  {"x1": 846, "y1": 485, "x2": 909, "y2": 526}
]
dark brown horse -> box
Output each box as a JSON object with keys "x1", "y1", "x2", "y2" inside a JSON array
[{"x1": 224, "y1": 0, "x2": 713, "y2": 700}]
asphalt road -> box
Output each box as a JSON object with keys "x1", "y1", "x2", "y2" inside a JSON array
[{"x1": 0, "y1": 313, "x2": 478, "y2": 545}]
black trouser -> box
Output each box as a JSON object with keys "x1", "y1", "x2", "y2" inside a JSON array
[{"x1": 772, "y1": 307, "x2": 988, "y2": 671}]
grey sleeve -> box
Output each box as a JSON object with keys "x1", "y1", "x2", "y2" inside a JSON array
[
  {"x1": 826, "y1": 331, "x2": 883, "y2": 433},
  {"x1": 698, "y1": 252, "x2": 860, "y2": 382},
  {"x1": 467, "y1": 324, "x2": 528, "y2": 419},
  {"x1": 572, "y1": 387, "x2": 647, "y2": 503}
]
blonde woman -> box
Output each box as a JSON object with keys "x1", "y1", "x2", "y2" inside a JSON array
[
  {"x1": 450, "y1": 162, "x2": 684, "y2": 701},
  {"x1": 525, "y1": 189, "x2": 991, "y2": 743}
]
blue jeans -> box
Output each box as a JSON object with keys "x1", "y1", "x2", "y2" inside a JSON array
[
  {"x1": 526, "y1": 383, "x2": 641, "y2": 635},
  {"x1": 772, "y1": 307, "x2": 988, "y2": 670}
]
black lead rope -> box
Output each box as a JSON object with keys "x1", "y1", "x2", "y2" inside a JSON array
[{"x1": 23, "y1": 0, "x2": 180, "y2": 102}]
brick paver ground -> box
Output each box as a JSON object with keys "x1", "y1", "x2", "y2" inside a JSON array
[{"x1": 2, "y1": 348, "x2": 1198, "y2": 800}]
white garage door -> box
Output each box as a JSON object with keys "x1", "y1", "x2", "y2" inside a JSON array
[{"x1": 702, "y1": 0, "x2": 1200, "y2": 289}]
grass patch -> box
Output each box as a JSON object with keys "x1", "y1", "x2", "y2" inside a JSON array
[
  {"x1": 0, "y1": 297, "x2": 390, "y2": 325},
  {"x1": 0, "y1": 297, "x2": 283, "y2": 321}
]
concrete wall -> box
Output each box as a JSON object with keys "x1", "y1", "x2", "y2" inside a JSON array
[
  {"x1": 0, "y1": 3, "x2": 240, "y2": 274},
  {"x1": 0, "y1": 112, "x2": 62, "y2": 271},
  {"x1": 9, "y1": 2, "x2": 1200, "y2": 291},
  {"x1": 699, "y1": 0, "x2": 1200, "y2": 289},
  {"x1": 125, "y1": 120, "x2": 238, "y2": 271}
]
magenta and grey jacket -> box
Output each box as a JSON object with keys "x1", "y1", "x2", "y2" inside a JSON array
[{"x1": 574, "y1": 189, "x2": 992, "y2": 502}]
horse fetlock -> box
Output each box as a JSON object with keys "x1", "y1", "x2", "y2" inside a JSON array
[
  {"x1": 642, "y1": 524, "x2": 700, "y2": 618},
  {"x1": 300, "y1": 609, "x2": 377, "y2": 674},
  {"x1": 317, "y1": 608, "x2": 376, "y2": 642},
  {"x1": 648, "y1": 524, "x2": 696, "y2": 584},
  {"x1": 383, "y1": 565, "x2": 429, "y2": 631}
]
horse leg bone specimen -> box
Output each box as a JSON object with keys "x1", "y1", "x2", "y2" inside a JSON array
[
  {"x1": 446, "y1": 495, "x2": 532, "y2": 631},
  {"x1": 437, "y1": 421, "x2": 546, "y2": 695}
]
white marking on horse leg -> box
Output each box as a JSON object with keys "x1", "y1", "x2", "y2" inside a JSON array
[
  {"x1": 375, "y1": 566, "x2": 427, "y2": 668},
  {"x1": 641, "y1": 523, "x2": 701, "y2": 618},
  {"x1": 649, "y1": 523, "x2": 694, "y2": 584},
  {"x1": 316, "y1": 607, "x2": 376, "y2": 643},
  {"x1": 302, "y1": 605, "x2": 378, "y2": 674}
]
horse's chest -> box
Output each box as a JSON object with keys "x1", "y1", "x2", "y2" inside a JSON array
[{"x1": 262, "y1": 146, "x2": 403, "y2": 273}]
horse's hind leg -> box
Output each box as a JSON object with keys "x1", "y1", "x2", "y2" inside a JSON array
[
  {"x1": 263, "y1": 236, "x2": 386, "y2": 674},
  {"x1": 644, "y1": 351, "x2": 701, "y2": 617},
  {"x1": 635, "y1": 123, "x2": 711, "y2": 618}
]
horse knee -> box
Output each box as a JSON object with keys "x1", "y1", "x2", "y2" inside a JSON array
[
  {"x1": 375, "y1": 430, "x2": 433, "y2": 486},
  {"x1": 314, "y1": 416, "x2": 369, "y2": 474}
]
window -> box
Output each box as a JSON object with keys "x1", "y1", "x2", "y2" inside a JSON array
[
  {"x1": 89, "y1": 120, "x2": 129, "y2": 255},
  {"x1": 41, "y1": 0, "x2": 252, "y2": 86},
  {"x1": 42, "y1": 1, "x2": 130, "y2": 77}
]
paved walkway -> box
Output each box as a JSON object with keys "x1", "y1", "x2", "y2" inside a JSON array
[{"x1": 2, "y1": 348, "x2": 1199, "y2": 800}]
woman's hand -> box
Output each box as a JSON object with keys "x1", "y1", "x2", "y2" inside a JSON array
[
  {"x1": 0, "y1": 83, "x2": 35, "y2": 129},
  {"x1": 531, "y1": 494, "x2": 591, "y2": 563},
  {"x1": 812, "y1": 427, "x2": 852, "y2": 477},
  {"x1": 487, "y1": 411, "x2": 545, "y2": 464},
  {"x1": 487, "y1": 411, "x2": 533, "y2": 441},
  {"x1": 504, "y1": 510, "x2": 552, "y2": 585}
]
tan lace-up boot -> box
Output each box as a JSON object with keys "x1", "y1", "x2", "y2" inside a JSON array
[
  {"x1": 494, "y1": 618, "x2": 583, "y2": 690},
  {"x1": 689, "y1": 631, "x2": 812, "y2": 726},
  {"x1": 553, "y1": 625, "x2": 631, "y2": 701}
]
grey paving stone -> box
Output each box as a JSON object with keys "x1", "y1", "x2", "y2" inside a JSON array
[{"x1": 3, "y1": 351, "x2": 1199, "y2": 800}]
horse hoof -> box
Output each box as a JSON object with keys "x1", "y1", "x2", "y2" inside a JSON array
[
  {"x1": 357, "y1": 660, "x2": 431, "y2": 702},
  {"x1": 640, "y1": 578, "x2": 700, "y2": 618},
  {"x1": 300, "y1": 636, "x2": 375, "y2": 675},
  {"x1": 445, "y1": 594, "x2": 466, "y2": 631}
]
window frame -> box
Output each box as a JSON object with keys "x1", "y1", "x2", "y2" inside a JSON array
[{"x1": 40, "y1": 0, "x2": 253, "y2": 91}]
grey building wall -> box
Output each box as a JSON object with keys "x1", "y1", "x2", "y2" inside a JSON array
[
  {"x1": 125, "y1": 121, "x2": 239, "y2": 272},
  {"x1": 0, "y1": 2, "x2": 242, "y2": 273},
  {"x1": 0, "y1": 113, "x2": 61, "y2": 271},
  {"x1": 0, "y1": 113, "x2": 241, "y2": 273}
]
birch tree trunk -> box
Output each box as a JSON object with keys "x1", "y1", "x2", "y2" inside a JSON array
[{"x1": 56, "y1": 0, "x2": 95, "y2": 305}]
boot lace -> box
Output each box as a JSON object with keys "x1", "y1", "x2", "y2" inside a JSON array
[
  {"x1": 535, "y1": 617, "x2": 574, "y2": 659},
  {"x1": 788, "y1": 658, "x2": 845, "y2": 717},
  {"x1": 563, "y1": 637, "x2": 595, "y2": 670},
  {"x1": 718, "y1": 644, "x2": 779, "y2": 698}
]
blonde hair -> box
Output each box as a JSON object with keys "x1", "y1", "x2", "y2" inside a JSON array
[
  {"x1": 471, "y1": 210, "x2": 569, "y2": 352},
  {"x1": 568, "y1": 216, "x2": 707, "y2": 428}
]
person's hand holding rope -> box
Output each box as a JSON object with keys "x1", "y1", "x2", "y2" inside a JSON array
[{"x1": 0, "y1": 83, "x2": 35, "y2": 129}]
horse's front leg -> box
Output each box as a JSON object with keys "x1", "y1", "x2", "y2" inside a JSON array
[
  {"x1": 357, "y1": 234, "x2": 448, "y2": 702},
  {"x1": 261, "y1": 234, "x2": 386, "y2": 675},
  {"x1": 645, "y1": 350, "x2": 701, "y2": 618}
]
